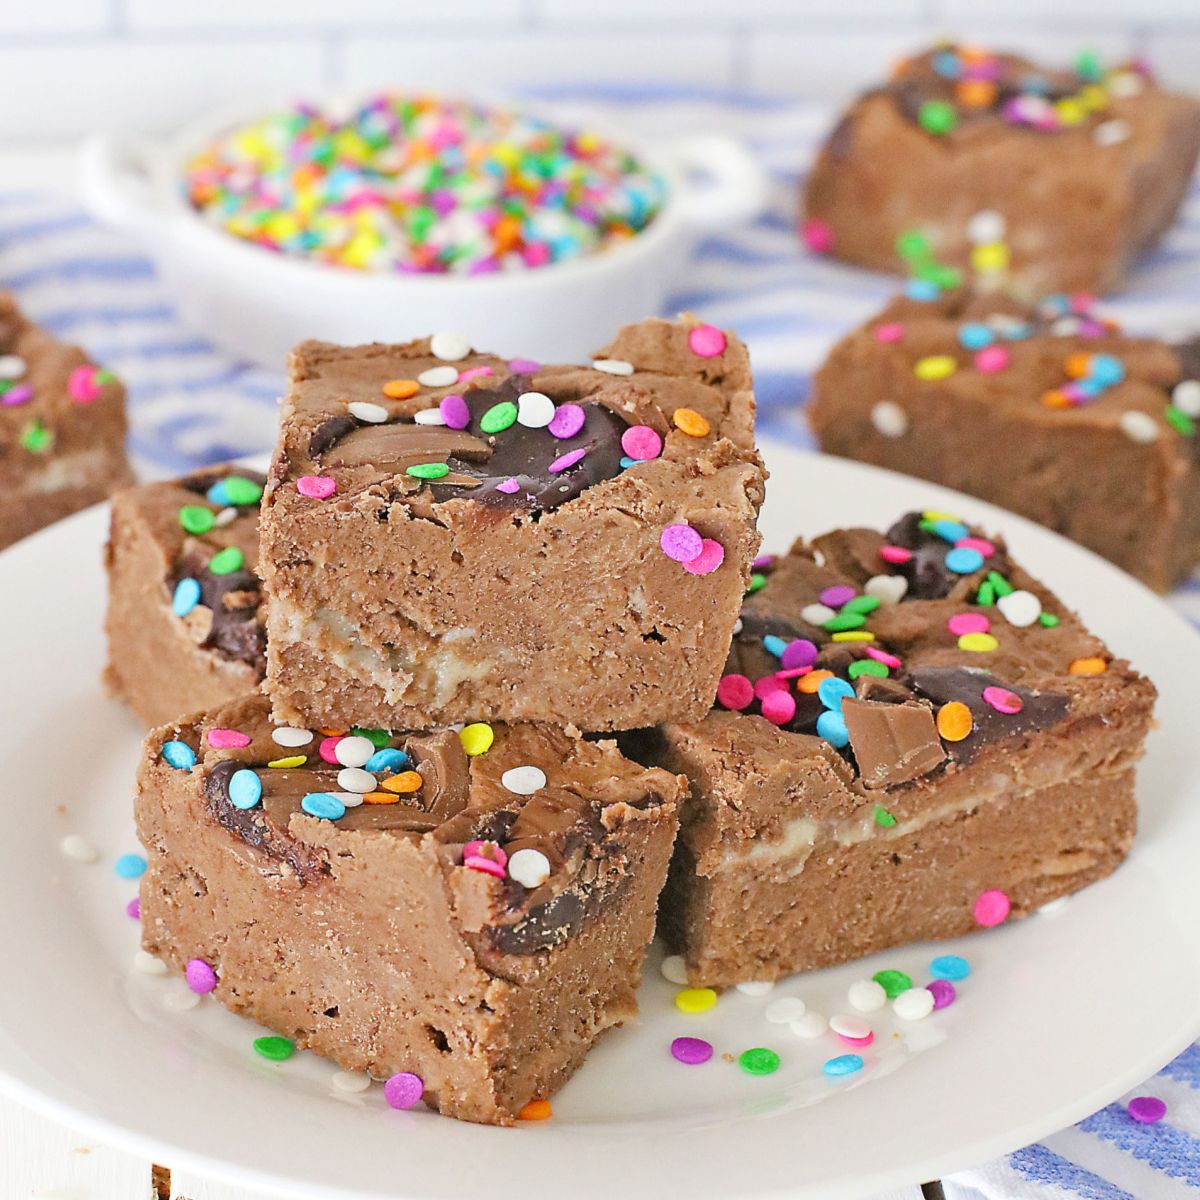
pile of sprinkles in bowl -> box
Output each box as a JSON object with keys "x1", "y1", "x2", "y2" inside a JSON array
[{"x1": 184, "y1": 93, "x2": 665, "y2": 274}]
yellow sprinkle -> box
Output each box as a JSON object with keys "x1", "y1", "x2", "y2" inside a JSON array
[
  {"x1": 1068, "y1": 656, "x2": 1108, "y2": 675},
  {"x1": 970, "y1": 242, "x2": 1010, "y2": 274},
  {"x1": 267, "y1": 755, "x2": 306, "y2": 769},
  {"x1": 675, "y1": 987, "x2": 718, "y2": 1014},
  {"x1": 1055, "y1": 98, "x2": 1086, "y2": 126},
  {"x1": 460, "y1": 722, "x2": 495, "y2": 756},
  {"x1": 673, "y1": 407, "x2": 711, "y2": 438},
  {"x1": 958, "y1": 632, "x2": 999, "y2": 653},
  {"x1": 914, "y1": 355, "x2": 957, "y2": 382},
  {"x1": 832, "y1": 631, "x2": 875, "y2": 643},
  {"x1": 1080, "y1": 84, "x2": 1108, "y2": 111},
  {"x1": 922, "y1": 509, "x2": 961, "y2": 522},
  {"x1": 380, "y1": 770, "x2": 423, "y2": 794}
]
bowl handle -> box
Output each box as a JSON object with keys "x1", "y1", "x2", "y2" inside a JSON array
[
  {"x1": 78, "y1": 134, "x2": 169, "y2": 236},
  {"x1": 662, "y1": 133, "x2": 769, "y2": 232}
]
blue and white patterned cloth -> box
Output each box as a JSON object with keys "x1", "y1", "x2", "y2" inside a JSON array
[{"x1": 2, "y1": 86, "x2": 1199, "y2": 1197}]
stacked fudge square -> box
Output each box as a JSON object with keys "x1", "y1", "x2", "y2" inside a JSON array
[{"x1": 133, "y1": 316, "x2": 766, "y2": 1124}]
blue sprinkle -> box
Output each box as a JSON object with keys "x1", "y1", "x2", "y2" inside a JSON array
[
  {"x1": 957, "y1": 323, "x2": 994, "y2": 350},
  {"x1": 619, "y1": 456, "x2": 636, "y2": 469},
  {"x1": 1072, "y1": 379, "x2": 1102, "y2": 398},
  {"x1": 816, "y1": 709, "x2": 850, "y2": 748},
  {"x1": 302, "y1": 792, "x2": 346, "y2": 821},
  {"x1": 763, "y1": 634, "x2": 788, "y2": 659},
  {"x1": 1001, "y1": 322, "x2": 1034, "y2": 341},
  {"x1": 930, "y1": 954, "x2": 971, "y2": 981},
  {"x1": 365, "y1": 747, "x2": 408, "y2": 774},
  {"x1": 172, "y1": 577, "x2": 201, "y2": 617},
  {"x1": 817, "y1": 676, "x2": 855, "y2": 712},
  {"x1": 946, "y1": 546, "x2": 985, "y2": 574},
  {"x1": 115, "y1": 853, "x2": 147, "y2": 880},
  {"x1": 205, "y1": 480, "x2": 231, "y2": 506},
  {"x1": 1039, "y1": 292, "x2": 1069, "y2": 315},
  {"x1": 931, "y1": 519, "x2": 969, "y2": 543},
  {"x1": 932, "y1": 50, "x2": 961, "y2": 79},
  {"x1": 162, "y1": 740, "x2": 196, "y2": 771},
  {"x1": 904, "y1": 279, "x2": 940, "y2": 302},
  {"x1": 228, "y1": 768, "x2": 263, "y2": 810},
  {"x1": 823, "y1": 1054, "x2": 864, "y2": 1078},
  {"x1": 1022, "y1": 73, "x2": 1050, "y2": 94},
  {"x1": 1088, "y1": 354, "x2": 1125, "y2": 387}
]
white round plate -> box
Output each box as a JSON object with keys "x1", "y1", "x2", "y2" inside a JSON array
[{"x1": 1, "y1": 441, "x2": 1198, "y2": 1200}]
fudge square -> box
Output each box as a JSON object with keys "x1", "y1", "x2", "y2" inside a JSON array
[
  {"x1": 0, "y1": 290, "x2": 132, "y2": 549},
  {"x1": 809, "y1": 288, "x2": 1200, "y2": 592},
  {"x1": 802, "y1": 44, "x2": 1200, "y2": 298},
  {"x1": 260, "y1": 317, "x2": 764, "y2": 732},
  {"x1": 631, "y1": 511, "x2": 1155, "y2": 987},
  {"x1": 105, "y1": 466, "x2": 267, "y2": 727},
  {"x1": 135, "y1": 694, "x2": 682, "y2": 1125}
]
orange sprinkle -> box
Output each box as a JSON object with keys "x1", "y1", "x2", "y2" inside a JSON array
[
  {"x1": 673, "y1": 408, "x2": 711, "y2": 438},
  {"x1": 797, "y1": 669, "x2": 834, "y2": 695},
  {"x1": 1065, "y1": 352, "x2": 1093, "y2": 380},
  {"x1": 1068, "y1": 657, "x2": 1108, "y2": 675},
  {"x1": 382, "y1": 379, "x2": 419, "y2": 400},
  {"x1": 363, "y1": 791, "x2": 400, "y2": 805},
  {"x1": 319, "y1": 728, "x2": 347, "y2": 736},
  {"x1": 936, "y1": 701, "x2": 974, "y2": 742},
  {"x1": 1042, "y1": 389, "x2": 1071, "y2": 409},
  {"x1": 519, "y1": 1098, "x2": 553, "y2": 1121},
  {"x1": 381, "y1": 770, "x2": 423, "y2": 794},
  {"x1": 956, "y1": 79, "x2": 997, "y2": 108}
]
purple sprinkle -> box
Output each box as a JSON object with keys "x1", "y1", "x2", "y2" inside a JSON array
[
  {"x1": 660, "y1": 524, "x2": 703, "y2": 564},
  {"x1": 126, "y1": 897, "x2": 141, "y2": 920},
  {"x1": 185, "y1": 958, "x2": 217, "y2": 994},
  {"x1": 781, "y1": 639, "x2": 818, "y2": 670},
  {"x1": 751, "y1": 554, "x2": 776, "y2": 571},
  {"x1": 496, "y1": 478, "x2": 520, "y2": 494},
  {"x1": 2, "y1": 385, "x2": 32, "y2": 406},
  {"x1": 671, "y1": 1036, "x2": 713, "y2": 1066},
  {"x1": 549, "y1": 447, "x2": 587, "y2": 473},
  {"x1": 384, "y1": 1071, "x2": 425, "y2": 1110},
  {"x1": 509, "y1": 357, "x2": 542, "y2": 374},
  {"x1": 1127, "y1": 1096, "x2": 1167, "y2": 1124},
  {"x1": 820, "y1": 584, "x2": 856, "y2": 608},
  {"x1": 547, "y1": 403, "x2": 585, "y2": 439},
  {"x1": 927, "y1": 979, "x2": 956, "y2": 1010},
  {"x1": 440, "y1": 394, "x2": 470, "y2": 430}
]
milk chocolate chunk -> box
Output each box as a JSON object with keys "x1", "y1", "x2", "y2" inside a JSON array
[{"x1": 842, "y1": 698, "x2": 945, "y2": 788}]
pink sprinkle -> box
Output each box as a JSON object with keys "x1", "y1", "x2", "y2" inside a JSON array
[
  {"x1": 682, "y1": 538, "x2": 725, "y2": 576},
  {"x1": 752, "y1": 553, "x2": 776, "y2": 571},
  {"x1": 956, "y1": 536, "x2": 995, "y2": 556},
  {"x1": 496, "y1": 477, "x2": 520, "y2": 494},
  {"x1": 548, "y1": 403, "x2": 585, "y2": 439},
  {"x1": 208, "y1": 728, "x2": 250, "y2": 749},
  {"x1": 621, "y1": 424, "x2": 663, "y2": 461},
  {"x1": 440, "y1": 394, "x2": 470, "y2": 429},
  {"x1": 754, "y1": 675, "x2": 788, "y2": 699},
  {"x1": 463, "y1": 840, "x2": 507, "y2": 869},
  {"x1": 775, "y1": 666, "x2": 813, "y2": 680},
  {"x1": 781, "y1": 639, "x2": 818, "y2": 670},
  {"x1": 983, "y1": 685, "x2": 1023, "y2": 714},
  {"x1": 865, "y1": 645, "x2": 902, "y2": 669},
  {"x1": 297, "y1": 475, "x2": 336, "y2": 499},
  {"x1": 760, "y1": 688, "x2": 797, "y2": 725},
  {"x1": 1127, "y1": 1096, "x2": 1167, "y2": 1124},
  {"x1": 974, "y1": 345, "x2": 1010, "y2": 373},
  {"x1": 185, "y1": 958, "x2": 217, "y2": 994},
  {"x1": 126, "y1": 897, "x2": 140, "y2": 920},
  {"x1": 671, "y1": 1036, "x2": 714, "y2": 1065},
  {"x1": 820, "y1": 584, "x2": 856, "y2": 608},
  {"x1": 68, "y1": 365, "x2": 104, "y2": 403},
  {"x1": 660, "y1": 523, "x2": 703, "y2": 563},
  {"x1": 549, "y1": 448, "x2": 587, "y2": 473},
  {"x1": 837, "y1": 1031, "x2": 874, "y2": 1048},
  {"x1": 928, "y1": 980, "x2": 956, "y2": 1010},
  {"x1": 801, "y1": 218, "x2": 834, "y2": 254},
  {"x1": 2, "y1": 385, "x2": 32, "y2": 406},
  {"x1": 457, "y1": 366, "x2": 492, "y2": 382},
  {"x1": 687, "y1": 323, "x2": 727, "y2": 358},
  {"x1": 874, "y1": 322, "x2": 905, "y2": 344},
  {"x1": 1070, "y1": 292, "x2": 1096, "y2": 314},
  {"x1": 318, "y1": 736, "x2": 344, "y2": 764},
  {"x1": 879, "y1": 545, "x2": 912, "y2": 565},
  {"x1": 974, "y1": 888, "x2": 1011, "y2": 927},
  {"x1": 464, "y1": 855, "x2": 507, "y2": 878},
  {"x1": 947, "y1": 613, "x2": 990, "y2": 636},
  {"x1": 716, "y1": 674, "x2": 754, "y2": 710},
  {"x1": 509, "y1": 358, "x2": 542, "y2": 374},
  {"x1": 384, "y1": 1071, "x2": 425, "y2": 1110}
]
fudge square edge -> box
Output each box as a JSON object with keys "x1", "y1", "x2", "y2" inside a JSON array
[
  {"x1": 629, "y1": 511, "x2": 1156, "y2": 987},
  {"x1": 260, "y1": 317, "x2": 765, "y2": 732},
  {"x1": 136, "y1": 692, "x2": 684, "y2": 1125}
]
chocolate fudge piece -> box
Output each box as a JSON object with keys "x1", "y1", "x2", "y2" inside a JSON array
[
  {"x1": 105, "y1": 466, "x2": 267, "y2": 726},
  {"x1": 631, "y1": 511, "x2": 1155, "y2": 986},
  {"x1": 809, "y1": 287, "x2": 1200, "y2": 591},
  {"x1": 260, "y1": 317, "x2": 764, "y2": 732},
  {"x1": 136, "y1": 694, "x2": 682, "y2": 1125},
  {"x1": 0, "y1": 291, "x2": 132, "y2": 549},
  {"x1": 802, "y1": 44, "x2": 1200, "y2": 297}
]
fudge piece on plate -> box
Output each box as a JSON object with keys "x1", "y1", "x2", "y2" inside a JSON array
[
  {"x1": 0, "y1": 291, "x2": 132, "y2": 549},
  {"x1": 802, "y1": 44, "x2": 1200, "y2": 297},
  {"x1": 629, "y1": 511, "x2": 1155, "y2": 987},
  {"x1": 259, "y1": 317, "x2": 764, "y2": 732},
  {"x1": 105, "y1": 466, "x2": 266, "y2": 727},
  {"x1": 135, "y1": 693, "x2": 683, "y2": 1125},
  {"x1": 809, "y1": 287, "x2": 1200, "y2": 591}
]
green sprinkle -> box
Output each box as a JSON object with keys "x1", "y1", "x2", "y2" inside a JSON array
[
  {"x1": 895, "y1": 229, "x2": 932, "y2": 261},
  {"x1": 976, "y1": 581, "x2": 996, "y2": 607},
  {"x1": 738, "y1": 1047, "x2": 781, "y2": 1076},
  {"x1": 406, "y1": 462, "x2": 450, "y2": 480},
  {"x1": 1075, "y1": 48, "x2": 1103, "y2": 82},
  {"x1": 209, "y1": 547, "x2": 245, "y2": 576},
  {"x1": 848, "y1": 659, "x2": 888, "y2": 680},
  {"x1": 927, "y1": 263, "x2": 963, "y2": 290},
  {"x1": 873, "y1": 805, "x2": 897, "y2": 828},
  {"x1": 844, "y1": 595, "x2": 881, "y2": 616},
  {"x1": 179, "y1": 505, "x2": 216, "y2": 535},
  {"x1": 824, "y1": 612, "x2": 866, "y2": 633},
  {"x1": 1166, "y1": 405, "x2": 1196, "y2": 437},
  {"x1": 253, "y1": 1035, "x2": 295, "y2": 1062},
  {"x1": 351, "y1": 727, "x2": 391, "y2": 748},
  {"x1": 746, "y1": 573, "x2": 767, "y2": 595},
  {"x1": 19, "y1": 421, "x2": 53, "y2": 453},
  {"x1": 918, "y1": 100, "x2": 957, "y2": 135},
  {"x1": 987, "y1": 570, "x2": 1014, "y2": 598},
  {"x1": 223, "y1": 476, "x2": 264, "y2": 506},
  {"x1": 872, "y1": 969, "x2": 913, "y2": 999},
  {"x1": 480, "y1": 401, "x2": 518, "y2": 434},
  {"x1": 1039, "y1": 612, "x2": 1061, "y2": 628}
]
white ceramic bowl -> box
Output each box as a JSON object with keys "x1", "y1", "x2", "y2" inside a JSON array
[{"x1": 79, "y1": 97, "x2": 768, "y2": 367}]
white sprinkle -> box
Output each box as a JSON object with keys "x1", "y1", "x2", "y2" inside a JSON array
[
  {"x1": 501, "y1": 765, "x2": 547, "y2": 795},
  {"x1": 997, "y1": 588, "x2": 1042, "y2": 628},
  {"x1": 592, "y1": 358, "x2": 634, "y2": 376},
  {"x1": 163, "y1": 986, "x2": 201, "y2": 1012},
  {"x1": 417, "y1": 365, "x2": 459, "y2": 388},
  {"x1": 864, "y1": 573, "x2": 907, "y2": 607},
  {"x1": 0, "y1": 354, "x2": 26, "y2": 381},
  {"x1": 966, "y1": 209, "x2": 1005, "y2": 244},
  {"x1": 1120, "y1": 410, "x2": 1160, "y2": 444},
  {"x1": 1173, "y1": 380, "x2": 1200, "y2": 418},
  {"x1": 516, "y1": 391, "x2": 555, "y2": 428},
  {"x1": 847, "y1": 979, "x2": 887, "y2": 1013},
  {"x1": 801, "y1": 603, "x2": 836, "y2": 626},
  {"x1": 430, "y1": 331, "x2": 471, "y2": 362},
  {"x1": 1108, "y1": 71, "x2": 1144, "y2": 98},
  {"x1": 336, "y1": 790, "x2": 365, "y2": 810},
  {"x1": 731, "y1": 617, "x2": 743, "y2": 635},
  {"x1": 213, "y1": 506, "x2": 238, "y2": 528},
  {"x1": 765, "y1": 996, "x2": 807, "y2": 1024},
  {"x1": 871, "y1": 400, "x2": 909, "y2": 439},
  {"x1": 1094, "y1": 118, "x2": 1131, "y2": 147},
  {"x1": 272, "y1": 726, "x2": 313, "y2": 748},
  {"x1": 508, "y1": 847, "x2": 552, "y2": 888},
  {"x1": 132, "y1": 950, "x2": 169, "y2": 976},
  {"x1": 414, "y1": 407, "x2": 447, "y2": 426},
  {"x1": 332, "y1": 1070, "x2": 372, "y2": 1094},
  {"x1": 1050, "y1": 317, "x2": 1081, "y2": 337},
  {"x1": 788, "y1": 1011, "x2": 827, "y2": 1039},
  {"x1": 660, "y1": 954, "x2": 690, "y2": 985},
  {"x1": 1038, "y1": 896, "x2": 1070, "y2": 916},
  {"x1": 349, "y1": 401, "x2": 389, "y2": 424},
  {"x1": 893, "y1": 987, "x2": 935, "y2": 1021},
  {"x1": 334, "y1": 736, "x2": 375, "y2": 768},
  {"x1": 829, "y1": 1012, "x2": 872, "y2": 1040},
  {"x1": 337, "y1": 767, "x2": 376, "y2": 794},
  {"x1": 735, "y1": 980, "x2": 775, "y2": 997},
  {"x1": 60, "y1": 835, "x2": 98, "y2": 864}
]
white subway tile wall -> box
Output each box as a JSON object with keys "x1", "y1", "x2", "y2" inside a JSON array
[{"x1": 0, "y1": 0, "x2": 1194, "y2": 140}]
